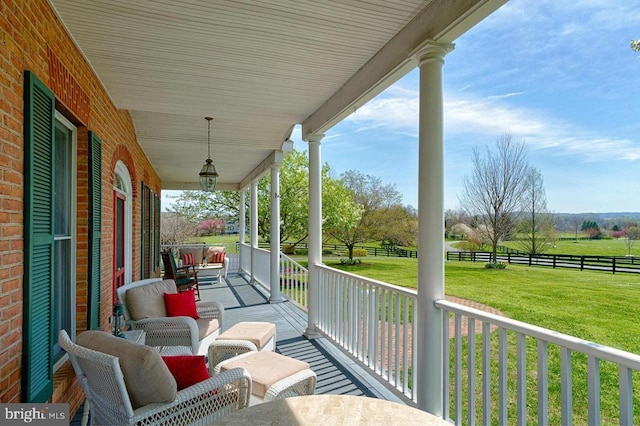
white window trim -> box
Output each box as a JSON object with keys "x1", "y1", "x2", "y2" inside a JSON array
[{"x1": 114, "y1": 160, "x2": 133, "y2": 285}]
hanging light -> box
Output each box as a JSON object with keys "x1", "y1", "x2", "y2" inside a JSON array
[{"x1": 199, "y1": 117, "x2": 219, "y2": 192}]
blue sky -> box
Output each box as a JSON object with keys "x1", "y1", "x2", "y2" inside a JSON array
[
  {"x1": 288, "y1": 0, "x2": 640, "y2": 214},
  {"x1": 164, "y1": 1, "x2": 640, "y2": 214}
]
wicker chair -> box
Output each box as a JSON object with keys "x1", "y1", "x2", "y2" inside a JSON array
[
  {"x1": 59, "y1": 330, "x2": 251, "y2": 425},
  {"x1": 116, "y1": 278, "x2": 223, "y2": 355}
]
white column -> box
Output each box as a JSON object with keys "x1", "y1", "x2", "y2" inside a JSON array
[
  {"x1": 239, "y1": 189, "x2": 246, "y2": 274},
  {"x1": 304, "y1": 133, "x2": 324, "y2": 339},
  {"x1": 250, "y1": 180, "x2": 259, "y2": 284},
  {"x1": 269, "y1": 163, "x2": 283, "y2": 303},
  {"x1": 415, "y1": 40, "x2": 453, "y2": 414}
]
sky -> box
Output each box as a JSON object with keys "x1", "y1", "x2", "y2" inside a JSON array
[{"x1": 165, "y1": 1, "x2": 640, "y2": 214}]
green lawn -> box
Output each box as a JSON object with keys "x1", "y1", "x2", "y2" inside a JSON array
[
  {"x1": 501, "y1": 237, "x2": 640, "y2": 257},
  {"x1": 322, "y1": 256, "x2": 640, "y2": 423}
]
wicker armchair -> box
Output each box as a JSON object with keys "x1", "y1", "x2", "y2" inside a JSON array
[
  {"x1": 59, "y1": 330, "x2": 251, "y2": 425},
  {"x1": 116, "y1": 278, "x2": 223, "y2": 355}
]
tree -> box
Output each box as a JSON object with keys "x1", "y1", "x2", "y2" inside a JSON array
[
  {"x1": 581, "y1": 220, "x2": 601, "y2": 239},
  {"x1": 459, "y1": 134, "x2": 530, "y2": 262},
  {"x1": 625, "y1": 225, "x2": 640, "y2": 256},
  {"x1": 372, "y1": 205, "x2": 418, "y2": 248},
  {"x1": 197, "y1": 218, "x2": 225, "y2": 236},
  {"x1": 515, "y1": 167, "x2": 555, "y2": 255},
  {"x1": 160, "y1": 212, "x2": 197, "y2": 245},
  {"x1": 632, "y1": 39, "x2": 640, "y2": 53},
  {"x1": 325, "y1": 170, "x2": 403, "y2": 262}
]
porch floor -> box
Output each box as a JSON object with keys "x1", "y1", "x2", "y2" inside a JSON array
[{"x1": 200, "y1": 272, "x2": 405, "y2": 402}]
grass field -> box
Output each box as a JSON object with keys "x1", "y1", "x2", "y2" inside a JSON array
[
  {"x1": 502, "y1": 237, "x2": 640, "y2": 257},
  {"x1": 324, "y1": 256, "x2": 640, "y2": 423}
]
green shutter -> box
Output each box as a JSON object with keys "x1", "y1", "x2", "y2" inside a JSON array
[
  {"x1": 154, "y1": 193, "x2": 161, "y2": 269},
  {"x1": 88, "y1": 131, "x2": 102, "y2": 330},
  {"x1": 23, "y1": 71, "x2": 55, "y2": 403},
  {"x1": 141, "y1": 182, "x2": 147, "y2": 278}
]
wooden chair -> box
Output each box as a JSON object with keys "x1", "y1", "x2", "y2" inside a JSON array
[{"x1": 161, "y1": 249, "x2": 200, "y2": 300}]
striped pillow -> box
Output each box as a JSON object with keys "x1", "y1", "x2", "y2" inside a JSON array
[{"x1": 182, "y1": 253, "x2": 194, "y2": 266}]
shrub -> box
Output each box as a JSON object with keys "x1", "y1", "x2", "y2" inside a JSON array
[
  {"x1": 322, "y1": 248, "x2": 334, "y2": 255},
  {"x1": 340, "y1": 257, "x2": 361, "y2": 265},
  {"x1": 353, "y1": 248, "x2": 368, "y2": 257},
  {"x1": 485, "y1": 261, "x2": 507, "y2": 270}
]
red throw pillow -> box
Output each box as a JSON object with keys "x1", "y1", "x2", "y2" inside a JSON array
[
  {"x1": 213, "y1": 251, "x2": 225, "y2": 263},
  {"x1": 162, "y1": 355, "x2": 209, "y2": 390},
  {"x1": 182, "y1": 253, "x2": 194, "y2": 265},
  {"x1": 164, "y1": 290, "x2": 199, "y2": 319}
]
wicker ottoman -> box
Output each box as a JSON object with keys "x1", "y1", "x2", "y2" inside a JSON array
[
  {"x1": 209, "y1": 322, "x2": 276, "y2": 366},
  {"x1": 211, "y1": 350, "x2": 316, "y2": 404}
]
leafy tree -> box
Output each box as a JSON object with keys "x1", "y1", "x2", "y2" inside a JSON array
[
  {"x1": 581, "y1": 220, "x2": 601, "y2": 239},
  {"x1": 459, "y1": 134, "x2": 530, "y2": 262},
  {"x1": 372, "y1": 205, "x2": 418, "y2": 248},
  {"x1": 160, "y1": 212, "x2": 197, "y2": 245},
  {"x1": 516, "y1": 167, "x2": 555, "y2": 254},
  {"x1": 325, "y1": 170, "x2": 403, "y2": 262},
  {"x1": 632, "y1": 39, "x2": 640, "y2": 53}
]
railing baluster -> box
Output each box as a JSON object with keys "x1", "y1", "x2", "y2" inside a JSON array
[
  {"x1": 499, "y1": 327, "x2": 508, "y2": 425},
  {"x1": 588, "y1": 356, "x2": 601, "y2": 425},
  {"x1": 468, "y1": 317, "x2": 476, "y2": 426},
  {"x1": 380, "y1": 288, "x2": 386, "y2": 378},
  {"x1": 402, "y1": 294, "x2": 409, "y2": 394},
  {"x1": 411, "y1": 297, "x2": 417, "y2": 402},
  {"x1": 443, "y1": 308, "x2": 450, "y2": 419},
  {"x1": 395, "y1": 293, "x2": 401, "y2": 387},
  {"x1": 517, "y1": 333, "x2": 527, "y2": 426},
  {"x1": 619, "y1": 365, "x2": 633, "y2": 425},
  {"x1": 482, "y1": 322, "x2": 490, "y2": 426},
  {"x1": 537, "y1": 340, "x2": 548, "y2": 426},
  {"x1": 560, "y1": 347, "x2": 572, "y2": 426},
  {"x1": 387, "y1": 291, "x2": 393, "y2": 380},
  {"x1": 455, "y1": 313, "x2": 462, "y2": 425}
]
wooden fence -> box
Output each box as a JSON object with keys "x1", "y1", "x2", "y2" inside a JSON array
[{"x1": 446, "y1": 251, "x2": 640, "y2": 274}]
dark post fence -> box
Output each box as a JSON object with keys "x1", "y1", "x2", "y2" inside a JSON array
[{"x1": 446, "y1": 251, "x2": 640, "y2": 275}]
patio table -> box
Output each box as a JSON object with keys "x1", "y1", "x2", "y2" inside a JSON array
[{"x1": 211, "y1": 394, "x2": 449, "y2": 425}]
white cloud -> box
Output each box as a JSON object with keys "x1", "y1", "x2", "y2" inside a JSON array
[{"x1": 343, "y1": 83, "x2": 640, "y2": 163}]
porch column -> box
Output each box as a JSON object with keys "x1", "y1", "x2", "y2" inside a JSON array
[
  {"x1": 250, "y1": 180, "x2": 259, "y2": 283},
  {"x1": 239, "y1": 189, "x2": 246, "y2": 273},
  {"x1": 415, "y1": 40, "x2": 454, "y2": 414},
  {"x1": 269, "y1": 163, "x2": 283, "y2": 303},
  {"x1": 304, "y1": 133, "x2": 324, "y2": 339}
]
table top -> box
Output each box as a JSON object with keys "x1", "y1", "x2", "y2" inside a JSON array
[{"x1": 212, "y1": 395, "x2": 449, "y2": 426}]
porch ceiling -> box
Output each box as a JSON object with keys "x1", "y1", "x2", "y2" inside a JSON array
[{"x1": 48, "y1": 0, "x2": 505, "y2": 191}]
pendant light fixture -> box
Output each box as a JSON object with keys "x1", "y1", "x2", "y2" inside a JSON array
[{"x1": 199, "y1": 117, "x2": 218, "y2": 192}]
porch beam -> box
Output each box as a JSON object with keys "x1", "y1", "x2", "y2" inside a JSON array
[
  {"x1": 301, "y1": 0, "x2": 506, "y2": 135},
  {"x1": 416, "y1": 40, "x2": 454, "y2": 414},
  {"x1": 304, "y1": 133, "x2": 324, "y2": 339}
]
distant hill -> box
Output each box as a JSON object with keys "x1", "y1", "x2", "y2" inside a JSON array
[{"x1": 553, "y1": 212, "x2": 640, "y2": 231}]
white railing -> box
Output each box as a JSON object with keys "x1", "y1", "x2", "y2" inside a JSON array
[
  {"x1": 239, "y1": 243, "x2": 251, "y2": 274},
  {"x1": 437, "y1": 299, "x2": 640, "y2": 425},
  {"x1": 250, "y1": 247, "x2": 271, "y2": 288},
  {"x1": 316, "y1": 264, "x2": 418, "y2": 402},
  {"x1": 280, "y1": 253, "x2": 308, "y2": 309}
]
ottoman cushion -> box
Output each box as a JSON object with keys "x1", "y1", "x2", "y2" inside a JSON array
[
  {"x1": 220, "y1": 351, "x2": 309, "y2": 397},
  {"x1": 217, "y1": 322, "x2": 275, "y2": 349}
]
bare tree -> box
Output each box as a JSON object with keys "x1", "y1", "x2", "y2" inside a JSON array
[
  {"x1": 625, "y1": 225, "x2": 640, "y2": 256},
  {"x1": 516, "y1": 167, "x2": 555, "y2": 254},
  {"x1": 160, "y1": 212, "x2": 197, "y2": 245},
  {"x1": 459, "y1": 134, "x2": 530, "y2": 262}
]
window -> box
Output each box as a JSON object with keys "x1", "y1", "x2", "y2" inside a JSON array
[{"x1": 53, "y1": 112, "x2": 77, "y2": 368}]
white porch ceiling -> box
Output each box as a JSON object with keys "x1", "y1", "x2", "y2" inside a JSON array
[{"x1": 48, "y1": 0, "x2": 506, "y2": 191}]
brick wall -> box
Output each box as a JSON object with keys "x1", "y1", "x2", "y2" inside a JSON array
[{"x1": 0, "y1": 0, "x2": 162, "y2": 413}]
